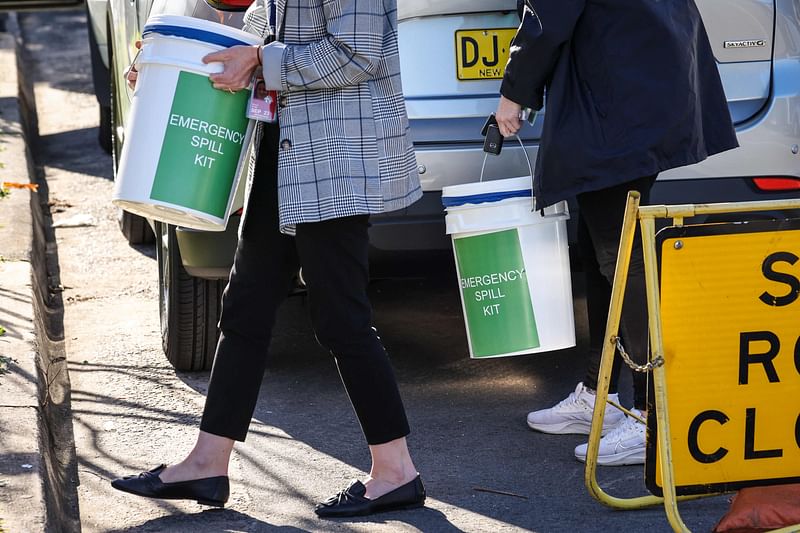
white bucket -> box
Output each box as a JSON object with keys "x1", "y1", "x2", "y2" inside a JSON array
[
  {"x1": 112, "y1": 15, "x2": 261, "y2": 231},
  {"x1": 443, "y1": 176, "x2": 575, "y2": 358}
]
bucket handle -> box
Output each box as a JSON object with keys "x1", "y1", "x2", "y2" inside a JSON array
[
  {"x1": 480, "y1": 133, "x2": 537, "y2": 212},
  {"x1": 124, "y1": 46, "x2": 143, "y2": 101}
]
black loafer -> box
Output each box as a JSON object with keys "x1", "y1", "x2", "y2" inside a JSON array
[
  {"x1": 315, "y1": 475, "x2": 426, "y2": 518},
  {"x1": 110, "y1": 464, "x2": 229, "y2": 508}
]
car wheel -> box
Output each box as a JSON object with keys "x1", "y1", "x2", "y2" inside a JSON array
[
  {"x1": 108, "y1": 15, "x2": 153, "y2": 245},
  {"x1": 117, "y1": 209, "x2": 154, "y2": 245},
  {"x1": 156, "y1": 222, "x2": 223, "y2": 371}
]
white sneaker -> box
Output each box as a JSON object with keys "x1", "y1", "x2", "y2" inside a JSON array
[
  {"x1": 574, "y1": 409, "x2": 646, "y2": 466},
  {"x1": 526, "y1": 382, "x2": 625, "y2": 435}
]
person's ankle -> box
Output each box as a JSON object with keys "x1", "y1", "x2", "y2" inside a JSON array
[
  {"x1": 369, "y1": 462, "x2": 417, "y2": 486},
  {"x1": 585, "y1": 386, "x2": 621, "y2": 398},
  {"x1": 363, "y1": 468, "x2": 417, "y2": 500},
  {"x1": 186, "y1": 455, "x2": 228, "y2": 477},
  {"x1": 160, "y1": 457, "x2": 227, "y2": 483}
]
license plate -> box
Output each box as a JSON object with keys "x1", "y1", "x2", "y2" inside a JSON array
[{"x1": 455, "y1": 28, "x2": 516, "y2": 81}]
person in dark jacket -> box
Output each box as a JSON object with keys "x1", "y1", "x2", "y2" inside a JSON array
[{"x1": 495, "y1": 0, "x2": 738, "y2": 466}]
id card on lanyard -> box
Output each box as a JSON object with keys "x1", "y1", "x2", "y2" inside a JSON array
[{"x1": 247, "y1": 1, "x2": 279, "y2": 123}]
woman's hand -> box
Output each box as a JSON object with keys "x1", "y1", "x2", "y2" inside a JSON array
[
  {"x1": 496, "y1": 95, "x2": 523, "y2": 137},
  {"x1": 123, "y1": 40, "x2": 142, "y2": 90},
  {"x1": 204, "y1": 45, "x2": 261, "y2": 92}
]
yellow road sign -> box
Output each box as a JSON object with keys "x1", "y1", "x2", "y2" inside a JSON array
[{"x1": 646, "y1": 220, "x2": 800, "y2": 496}]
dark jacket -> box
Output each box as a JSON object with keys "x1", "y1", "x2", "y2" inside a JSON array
[{"x1": 501, "y1": 0, "x2": 739, "y2": 207}]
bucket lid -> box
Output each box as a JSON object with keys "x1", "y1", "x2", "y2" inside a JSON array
[
  {"x1": 143, "y1": 14, "x2": 262, "y2": 48},
  {"x1": 442, "y1": 176, "x2": 532, "y2": 208}
]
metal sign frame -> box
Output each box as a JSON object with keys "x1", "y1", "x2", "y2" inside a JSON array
[{"x1": 582, "y1": 194, "x2": 800, "y2": 533}]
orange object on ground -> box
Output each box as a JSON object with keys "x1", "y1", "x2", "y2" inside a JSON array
[
  {"x1": 2, "y1": 182, "x2": 39, "y2": 191},
  {"x1": 713, "y1": 483, "x2": 800, "y2": 533}
]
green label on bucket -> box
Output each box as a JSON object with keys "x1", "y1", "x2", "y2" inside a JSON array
[
  {"x1": 150, "y1": 71, "x2": 250, "y2": 218},
  {"x1": 454, "y1": 228, "x2": 539, "y2": 357}
]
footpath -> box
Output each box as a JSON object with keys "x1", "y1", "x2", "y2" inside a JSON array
[
  {"x1": 0, "y1": 13, "x2": 79, "y2": 533},
  {"x1": 0, "y1": 14, "x2": 48, "y2": 533}
]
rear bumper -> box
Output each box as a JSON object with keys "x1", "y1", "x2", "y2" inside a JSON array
[
  {"x1": 175, "y1": 176, "x2": 799, "y2": 277},
  {"x1": 175, "y1": 215, "x2": 240, "y2": 280},
  {"x1": 370, "y1": 176, "x2": 800, "y2": 252}
]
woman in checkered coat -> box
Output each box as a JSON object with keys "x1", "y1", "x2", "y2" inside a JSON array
[{"x1": 111, "y1": 0, "x2": 426, "y2": 518}]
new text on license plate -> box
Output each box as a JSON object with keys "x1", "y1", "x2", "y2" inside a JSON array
[{"x1": 455, "y1": 28, "x2": 516, "y2": 81}]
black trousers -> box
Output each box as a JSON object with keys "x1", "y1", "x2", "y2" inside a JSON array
[
  {"x1": 200, "y1": 124, "x2": 411, "y2": 445},
  {"x1": 577, "y1": 175, "x2": 657, "y2": 410}
]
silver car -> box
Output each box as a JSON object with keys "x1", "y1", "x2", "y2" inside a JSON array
[{"x1": 86, "y1": 0, "x2": 800, "y2": 370}]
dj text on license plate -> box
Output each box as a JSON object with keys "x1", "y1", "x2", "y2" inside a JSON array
[{"x1": 455, "y1": 28, "x2": 516, "y2": 81}]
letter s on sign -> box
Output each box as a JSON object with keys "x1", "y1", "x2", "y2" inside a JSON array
[{"x1": 759, "y1": 252, "x2": 800, "y2": 307}]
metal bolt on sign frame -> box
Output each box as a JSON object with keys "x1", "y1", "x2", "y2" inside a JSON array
[{"x1": 583, "y1": 192, "x2": 800, "y2": 533}]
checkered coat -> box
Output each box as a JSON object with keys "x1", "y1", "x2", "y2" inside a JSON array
[{"x1": 242, "y1": 0, "x2": 421, "y2": 233}]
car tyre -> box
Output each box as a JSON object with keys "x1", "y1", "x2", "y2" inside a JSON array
[
  {"x1": 156, "y1": 222, "x2": 223, "y2": 371},
  {"x1": 117, "y1": 209, "x2": 154, "y2": 245}
]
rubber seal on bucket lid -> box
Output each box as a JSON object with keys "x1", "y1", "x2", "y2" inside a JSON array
[
  {"x1": 442, "y1": 188, "x2": 532, "y2": 208},
  {"x1": 142, "y1": 24, "x2": 255, "y2": 48}
]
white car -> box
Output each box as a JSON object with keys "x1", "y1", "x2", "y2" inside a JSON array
[{"x1": 86, "y1": 0, "x2": 800, "y2": 370}]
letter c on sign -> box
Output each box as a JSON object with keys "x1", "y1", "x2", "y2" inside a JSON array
[
  {"x1": 688, "y1": 410, "x2": 729, "y2": 464},
  {"x1": 795, "y1": 336, "x2": 800, "y2": 376},
  {"x1": 795, "y1": 412, "x2": 800, "y2": 449}
]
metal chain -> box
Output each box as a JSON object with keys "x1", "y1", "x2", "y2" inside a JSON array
[{"x1": 613, "y1": 336, "x2": 664, "y2": 373}]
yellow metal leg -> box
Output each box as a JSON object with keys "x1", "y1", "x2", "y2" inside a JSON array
[
  {"x1": 640, "y1": 217, "x2": 691, "y2": 533},
  {"x1": 584, "y1": 192, "x2": 664, "y2": 510}
]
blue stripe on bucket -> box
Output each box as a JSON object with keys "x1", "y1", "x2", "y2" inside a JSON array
[
  {"x1": 142, "y1": 24, "x2": 253, "y2": 48},
  {"x1": 442, "y1": 189, "x2": 532, "y2": 208}
]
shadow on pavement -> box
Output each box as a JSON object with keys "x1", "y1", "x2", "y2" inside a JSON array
[
  {"x1": 38, "y1": 127, "x2": 113, "y2": 181},
  {"x1": 109, "y1": 508, "x2": 307, "y2": 533}
]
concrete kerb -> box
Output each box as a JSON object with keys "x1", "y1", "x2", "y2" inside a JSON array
[{"x1": 0, "y1": 12, "x2": 80, "y2": 533}]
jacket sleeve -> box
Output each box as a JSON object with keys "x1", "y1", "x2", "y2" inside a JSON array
[
  {"x1": 261, "y1": 0, "x2": 387, "y2": 91},
  {"x1": 500, "y1": 0, "x2": 586, "y2": 110}
]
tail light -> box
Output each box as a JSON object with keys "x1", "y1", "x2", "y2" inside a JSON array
[
  {"x1": 204, "y1": 0, "x2": 254, "y2": 11},
  {"x1": 752, "y1": 177, "x2": 800, "y2": 192},
  {"x1": 232, "y1": 208, "x2": 244, "y2": 216}
]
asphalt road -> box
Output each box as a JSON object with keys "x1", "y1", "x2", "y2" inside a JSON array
[{"x1": 18, "y1": 8, "x2": 730, "y2": 532}]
